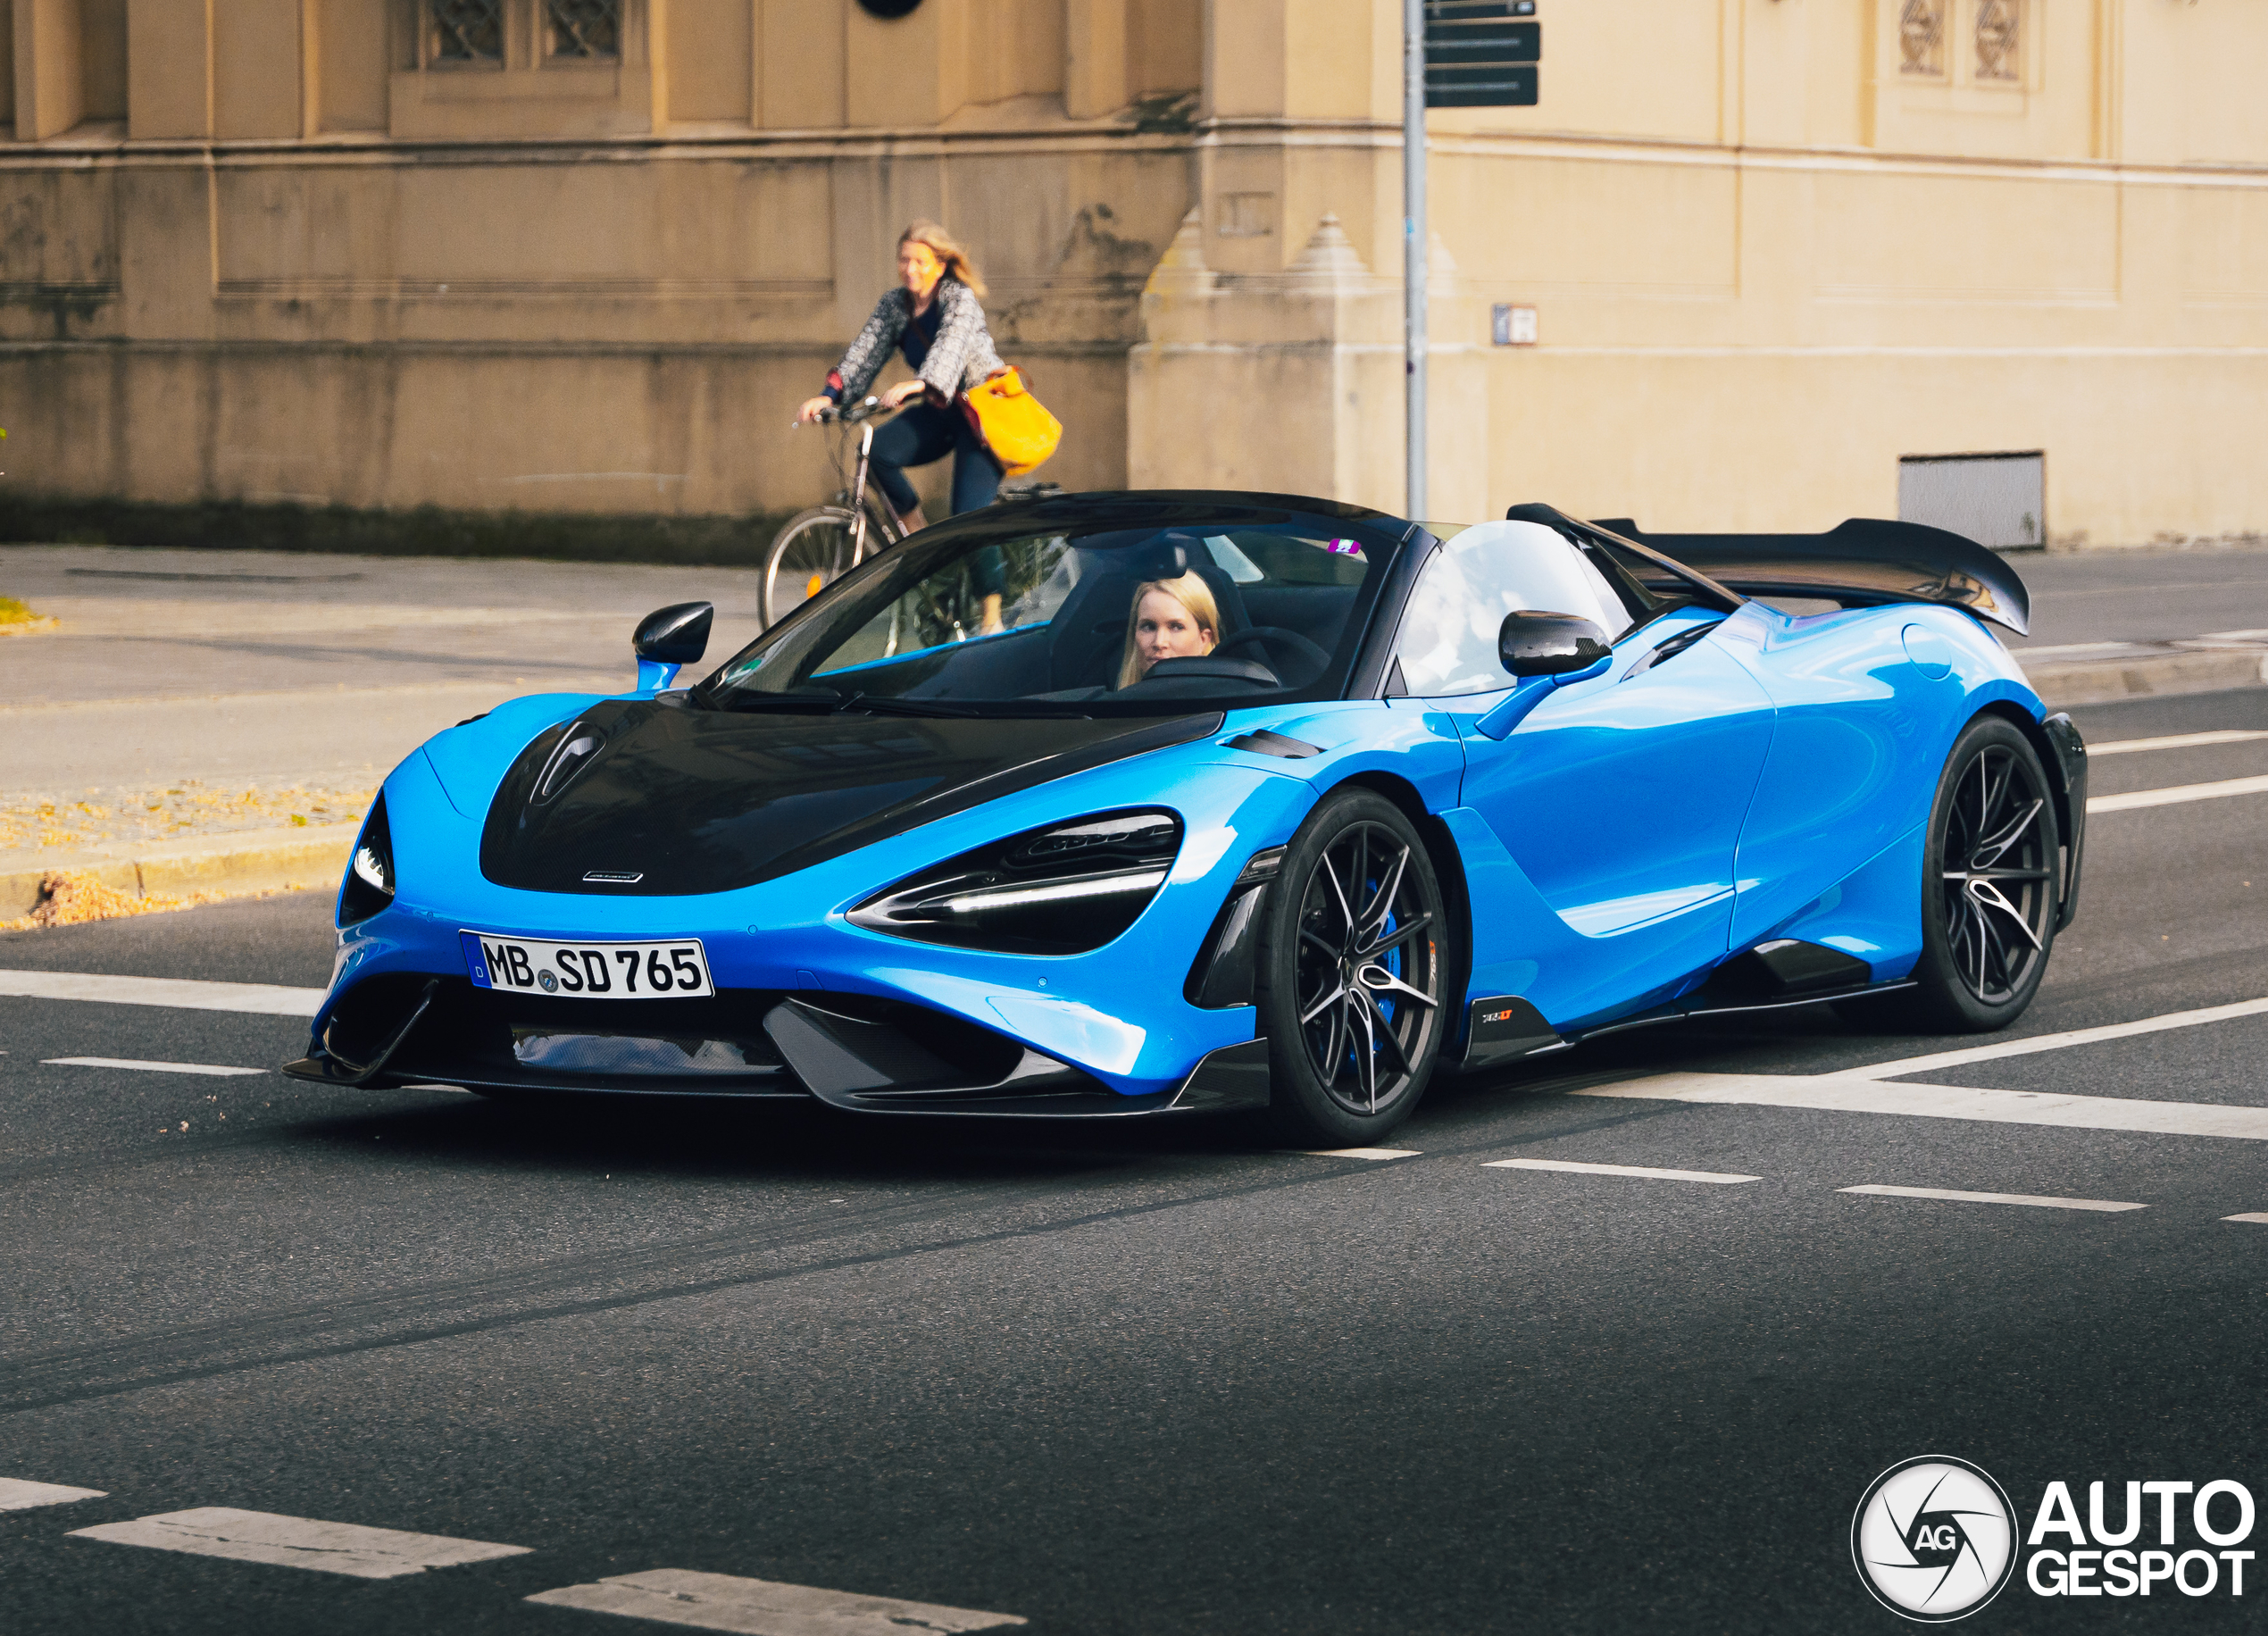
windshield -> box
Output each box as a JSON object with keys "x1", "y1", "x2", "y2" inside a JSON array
[{"x1": 696, "y1": 507, "x2": 1402, "y2": 716}]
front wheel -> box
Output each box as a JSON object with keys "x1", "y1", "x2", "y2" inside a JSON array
[
  {"x1": 1255, "y1": 790, "x2": 1452, "y2": 1147},
  {"x1": 761, "y1": 505, "x2": 890, "y2": 628},
  {"x1": 1904, "y1": 715, "x2": 2061, "y2": 1031}
]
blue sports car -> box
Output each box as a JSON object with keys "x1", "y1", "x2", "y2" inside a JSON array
[{"x1": 287, "y1": 492, "x2": 2086, "y2": 1146}]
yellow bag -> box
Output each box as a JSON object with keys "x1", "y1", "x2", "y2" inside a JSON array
[{"x1": 961, "y1": 366, "x2": 1063, "y2": 478}]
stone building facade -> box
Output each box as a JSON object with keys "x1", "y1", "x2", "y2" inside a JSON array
[{"x1": 1, "y1": 1, "x2": 2264, "y2": 547}]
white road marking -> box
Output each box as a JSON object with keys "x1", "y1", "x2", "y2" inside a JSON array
[
  {"x1": 2089, "y1": 773, "x2": 2268, "y2": 814},
  {"x1": 1576, "y1": 1072, "x2": 2268, "y2": 1141},
  {"x1": 69, "y1": 1507, "x2": 531, "y2": 1579},
  {"x1": 0, "y1": 1478, "x2": 105, "y2": 1511},
  {"x1": 1292, "y1": 1148, "x2": 1421, "y2": 1160},
  {"x1": 2089, "y1": 730, "x2": 2268, "y2": 756},
  {"x1": 0, "y1": 970, "x2": 323, "y2": 1017},
  {"x1": 1484, "y1": 1157, "x2": 1760, "y2": 1184},
  {"x1": 527, "y1": 1568, "x2": 1027, "y2": 1633},
  {"x1": 1839, "y1": 1184, "x2": 2145, "y2": 1213},
  {"x1": 43, "y1": 1056, "x2": 265, "y2": 1077},
  {"x1": 1843, "y1": 996, "x2": 2268, "y2": 1081},
  {"x1": 2224, "y1": 1213, "x2": 2268, "y2": 1225}
]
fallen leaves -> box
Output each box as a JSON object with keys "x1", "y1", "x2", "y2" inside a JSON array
[{"x1": 0, "y1": 870, "x2": 218, "y2": 931}]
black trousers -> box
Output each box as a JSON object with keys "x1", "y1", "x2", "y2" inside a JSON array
[
  {"x1": 868, "y1": 401, "x2": 1002, "y2": 519},
  {"x1": 866, "y1": 400, "x2": 1005, "y2": 597}
]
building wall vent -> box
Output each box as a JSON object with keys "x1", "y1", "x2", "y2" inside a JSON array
[{"x1": 1897, "y1": 450, "x2": 2046, "y2": 552}]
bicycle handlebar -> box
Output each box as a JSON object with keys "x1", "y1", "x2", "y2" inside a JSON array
[{"x1": 792, "y1": 395, "x2": 896, "y2": 430}]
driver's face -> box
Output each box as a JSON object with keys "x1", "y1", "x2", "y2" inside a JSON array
[{"x1": 1134, "y1": 590, "x2": 1214, "y2": 676}]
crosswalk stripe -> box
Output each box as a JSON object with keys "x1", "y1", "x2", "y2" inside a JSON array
[
  {"x1": 2089, "y1": 773, "x2": 2268, "y2": 814},
  {"x1": 1843, "y1": 996, "x2": 2268, "y2": 1082},
  {"x1": 0, "y1": 970, "x2": 324, "y2": 1017},
  {"x1": 2089, "y1": 730, "x2": 2268, "y2": 756},
  {"x1": 44, "y1": 1056, "x2": 266, "y2": 1076},
  {"x1": 527, "y1": 1568, "x2": 1028, "y2": 1633},
  {"x1": 1484, "y1": 1157, "x2": 1760, "y2": 1184},
  {"x1": 69, "y1": 1507, "x2": 531, "y2": 1579},
  {"x1": 1291, "y1": 1147, "x2": 1421, "y2": 1161},
  {"x1": 0, "y1": 1478, "x2": 105, "y2": 1511},
  {"x1": 1574, "y1": 1072, "x2": 2268, "y2": 1141},
  {"x1": 1840, "y1": 1184, "x2": 2145, "y2": 1213}
]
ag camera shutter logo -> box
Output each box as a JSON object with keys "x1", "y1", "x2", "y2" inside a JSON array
[{"x1": 1852, "y1": 1456, "x2": 2018, "y2": 1622}]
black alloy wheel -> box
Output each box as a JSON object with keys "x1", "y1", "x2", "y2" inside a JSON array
[
  {"x1": 1906, "y1": 715, "x2": 2060, "y2": 1031},
  {"x1": 1256, "y1": 790, "x2": 1450, "y2": 1145}
]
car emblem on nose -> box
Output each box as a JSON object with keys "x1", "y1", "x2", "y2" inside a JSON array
[{"x1": 583, "y1": 870, "x2": 644, "y2": 884}]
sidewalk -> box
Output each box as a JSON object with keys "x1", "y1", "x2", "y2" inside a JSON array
[
  {"x1": 4, "y1": 540, "x2": 2266, "y2": 925},
  {"x1": 2, "y1": 543, "x2": 770, "y2": 922},
  {"x1": 2017, "y1": 630, "x2": 2268, "y2": 707}
]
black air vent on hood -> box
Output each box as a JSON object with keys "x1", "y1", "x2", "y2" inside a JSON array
[{"x1": 479, "y1": 701, "x2": 1222, "y2": 897}]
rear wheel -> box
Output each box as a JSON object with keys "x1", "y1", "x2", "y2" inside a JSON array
[
  {"x1": 1902, "y1": 715, "x2": 2060, "y2": 1031},
  {"x1": 762, "y1": 505, "x2": 890, "y2": 627},
  {"x1": 1255, "y1": 790, "x2": 1451, "y2": 1146}
]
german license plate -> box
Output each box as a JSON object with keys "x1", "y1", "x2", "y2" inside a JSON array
[{"x1": 460, "y1": 931, "x2": 714, "y2": 998}]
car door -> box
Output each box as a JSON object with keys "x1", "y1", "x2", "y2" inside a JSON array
[
  {"x1": 1720, "y1": 605, "x2": 1952, "y2": 956},
  {"x1": 1391, "y1": 522, "x2": 1778, "y2": 1027}
]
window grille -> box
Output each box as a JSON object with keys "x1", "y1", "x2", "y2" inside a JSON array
[
  {"x1": 1897, "y1": 0, "x2": 1945, "y2": 77},
  {"x1": 546, "y1": 0, "x2": 622, "y2": 60},
  {"x1": 1975, "y1": 0, "x2": 2020, "y2": 82},
  {"x1": 429, "y1": 0, "x2": 504, "y2": 62}
]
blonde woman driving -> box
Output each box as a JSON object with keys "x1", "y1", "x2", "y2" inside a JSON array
[{"x1": 1118, "y1": 573, "x2": 1222, "y2": 688}]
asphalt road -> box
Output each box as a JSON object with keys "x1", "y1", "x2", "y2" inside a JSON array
[{"x1": 3, "y1": 688, "x2": 2266, "y2": 1633}]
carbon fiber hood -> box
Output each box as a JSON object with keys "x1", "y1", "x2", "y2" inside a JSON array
[{"x1": 479, "y1": 699, "x2": 1222, "y2": 897}]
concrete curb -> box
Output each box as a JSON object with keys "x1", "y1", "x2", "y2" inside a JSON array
[
  {"x1": 2024, "y1": 647, "x2": 2268, "y2": 710},
  {"x1": 0, "y1": 822, "x2": 360, "y2": 919}
]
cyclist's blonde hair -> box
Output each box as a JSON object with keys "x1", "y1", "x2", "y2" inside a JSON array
[
  {"x1": 898, "y1": 221, "x2": 987, "y2": 299},
  {"x1": 1118, "y1": 573, "x2": 1221, "y2": 689}
]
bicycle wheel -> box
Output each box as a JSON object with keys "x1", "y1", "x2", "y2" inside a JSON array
[{"x1": 762, "y1": 507, "x2": 858, "y2": 628}]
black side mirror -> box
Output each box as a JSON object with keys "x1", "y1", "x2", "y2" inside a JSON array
[
  {"x1": 1500, "y1": 610, "x2": 1611, "y2": 678},
  {"x1": 635, "y1": 601, "x2": 713, "y2": 666}
]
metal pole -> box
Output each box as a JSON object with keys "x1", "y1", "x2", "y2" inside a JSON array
[{"x1": 1402, "y1": 0, "x2": 1427, "y2": 520}]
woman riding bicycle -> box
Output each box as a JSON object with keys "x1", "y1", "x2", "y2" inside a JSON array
[{"x1": 796, "y1": 221, "x2": 1009, "y2": 628}]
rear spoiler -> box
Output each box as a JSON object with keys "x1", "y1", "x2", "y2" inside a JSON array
[{"x1": 1577, "y1": 513, "x2": 2030, "y2": 638}]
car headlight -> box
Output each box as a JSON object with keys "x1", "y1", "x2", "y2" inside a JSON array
[
  {"x1": 339, "y1": 794, "x2": 395, "y2": 926},
  {"x1": 847, "y1": 809, "x2": 1182, "y2": 955}
]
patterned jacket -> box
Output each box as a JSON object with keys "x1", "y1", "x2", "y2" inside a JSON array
[{"x1": 827, "y1": 279, "x2": 1005, "y2": 405}]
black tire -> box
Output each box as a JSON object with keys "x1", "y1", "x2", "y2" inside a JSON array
[
  {"x1": 1902, "y1": 714, "x2": 2061, "y2": 1032},
  {"x1": 1255, "y1": 790, "x2": 1452, "y2": 1146},
  {"x1": 761, "y1": 504, "x2": 893, "y2": 628}
]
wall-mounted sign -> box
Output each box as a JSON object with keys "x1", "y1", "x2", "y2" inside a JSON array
[
  {"x1": 1492, "y1": 304, "x2": 1538, "y2": 346},
  {"x1": 1427, "y1": 0, "x2": 1540, "y2": 107}
]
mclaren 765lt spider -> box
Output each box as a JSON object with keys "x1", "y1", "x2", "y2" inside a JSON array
[{"x1": 288, "y1": 492, "x2": 2085, "y2": 1146}]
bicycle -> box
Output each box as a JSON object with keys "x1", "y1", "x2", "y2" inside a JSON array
[{"x1": 762, "y1": 396, "x2": 911, "y2": 630}]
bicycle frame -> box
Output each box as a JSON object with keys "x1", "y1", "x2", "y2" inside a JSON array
[
  {"x1": 847, "y1": 419, "x2": 882, "y2": 564},
  {"x1": 818, "y1": 398, "x2": 907, "y2": 568}
]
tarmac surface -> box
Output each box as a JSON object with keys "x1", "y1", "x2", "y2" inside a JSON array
[{"x1": 0, "y1": 684, "x2": 2264, "y2": 1632}]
